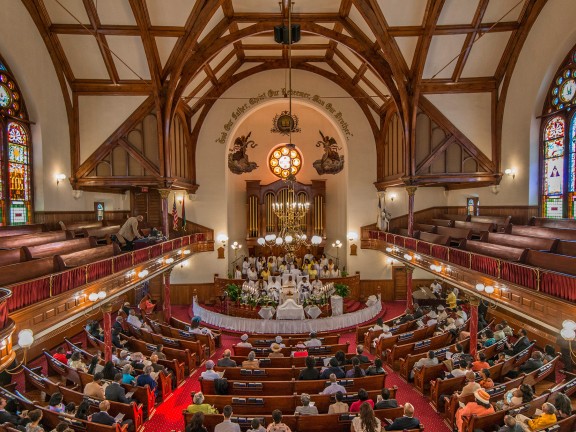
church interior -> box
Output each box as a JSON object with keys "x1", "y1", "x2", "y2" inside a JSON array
[{"x1": 0, "y1": 0, "x2": 575, "y2": 431}]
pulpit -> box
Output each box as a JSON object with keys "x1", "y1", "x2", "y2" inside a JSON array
[
  {"x1": 276, "y1": 299, "x2": 305, "y2": 320},
  {"x1": 331, "y1": 295, "x2": 343, "y2": 316}
]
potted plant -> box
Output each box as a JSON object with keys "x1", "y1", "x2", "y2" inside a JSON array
[
  {"x1": 333, "y1": 282, "x2": 350, "y2": 298},
  {"x1": 225, "y1": 283, "x2": 241, "y2": 303},
  {"x1": 340, "y1": 266, "x2": 348, "y2": 277}
]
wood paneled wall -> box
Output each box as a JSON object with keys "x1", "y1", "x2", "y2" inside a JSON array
[
  {"x1": 389, "y1": 206, "x2": 538, "y2": 231},
  {"x1": 34, "y1": 210, "x2": 130, "y2": 231}
]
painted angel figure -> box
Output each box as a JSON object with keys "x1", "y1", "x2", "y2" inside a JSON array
[
  {"x1": 228, "y1": 132, "x2": 258, "y2": 174},
  {"x1": 313, "y1": 131, "x2": 344, "y2": 175}
]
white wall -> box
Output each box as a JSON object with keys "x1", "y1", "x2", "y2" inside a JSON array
[{"x1": 0, "y1": 0, "x2": 129, "y2": 213}]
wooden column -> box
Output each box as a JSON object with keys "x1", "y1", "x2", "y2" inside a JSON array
[
  {"x1": 406, "y1": 186, "x2": 418, "y2": 237},
  {"x1": 163, "y1": 269, "x2": 173, "y2": 322},
  {"x1": 102, "y1": 302, "x2": 113, "y2": 363},
  {"x1": 158, "y1": 188, "x2": 171, "y2": 238},
  {"x1": 469, "y1": 296, "x2": 480, "y2": 357},
  {"x1": 406, "y1": 266, "x2": 414, "y2": 311}
]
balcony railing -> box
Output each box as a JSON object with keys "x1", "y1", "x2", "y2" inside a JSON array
[{"x1": 363, "y1": 229, "x2": 576, "y2": 303}]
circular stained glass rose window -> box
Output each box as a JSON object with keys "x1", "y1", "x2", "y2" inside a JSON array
[{"x1": 269, "y1": 144, "x2": 303, "y2": 179}]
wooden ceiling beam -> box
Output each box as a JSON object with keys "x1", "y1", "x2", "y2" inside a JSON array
[
  {"x1": 203, "y1": 65, "x2": 219, "y2": 87},
  {"x1": 352, "y1": 63, "x2": 368, "y2": 85},
  {"x1": 241, "y1": 44, "x2": 330, "y2": 50},
  {"x1": 222, "y1": 0, "x2": 245, "y2": 64},
  {"x1": 242, "y1": 55, "x2": 326, "y2": 62},
  {"x1": 82, "y1": 0, "x2": 120, "y2": 84},
  {"x1": 233, "y1": 13, "x2": 340, "y2": 23},
  {"x1": 70, "y1": 81, "x2": 152, "y2": 95},
  {"x1": 420, "y1": 78, "x2": 497, "y2": 93},
  {"x1": 49, "y1": 24, "x2": 187, "y2": 37},
  {"x1": 451, "y1": 0, "x2": 489, "y2": 82},
  {"x1": 387, "y1": 22, "x2": 519, "y2": 37}
]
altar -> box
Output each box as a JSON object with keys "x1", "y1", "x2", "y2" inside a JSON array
[{"x1": 276, "y1": 299, "x2": 305, "y2": 320}]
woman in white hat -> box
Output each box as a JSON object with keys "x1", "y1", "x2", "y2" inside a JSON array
[{"x1": 237, "y1": 334, "x2": 252, "y2": 348}]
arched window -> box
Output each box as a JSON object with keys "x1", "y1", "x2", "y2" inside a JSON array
[
  {"x1": 540, "y1": 44, "x2": 576, "y2": 218},
  {"x1": 0, "y1": 56, "x2": 32, "y2": 225}
]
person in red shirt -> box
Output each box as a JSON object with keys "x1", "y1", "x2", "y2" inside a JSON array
[
  {"x1": 455, "y1": 389, "x2": 495, "y2": 432},
  {"x1": 350, "y1": 389, "x2": 374, "y2": 412},
  {"x1": 471, "y1": 352, "x2": 490, "y2": 371},
  {"x1": 292, "y1": 343, "x2": 309, "y2": 358},
  {"x1": 53, "y1": 346, "x2": 68, "y2": 364}
]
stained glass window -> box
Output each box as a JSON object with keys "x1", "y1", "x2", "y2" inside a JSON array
[
  {"x1": 0, "y1": 55, "x2": 32, "y2": 225},
  {"x1": 542, "y1": 117, "x2": 566, "y2": 218},
  {"x1": 569, "y1": 115, "x2": 576, "y2": 218}
]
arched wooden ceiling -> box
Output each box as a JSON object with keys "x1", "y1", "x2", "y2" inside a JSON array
[{"x1": 20, "y1": 0, "x2": 547, "y2": 191}]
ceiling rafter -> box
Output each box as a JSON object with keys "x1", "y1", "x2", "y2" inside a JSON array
[
  {"x1": 387, "y1": 21, "x2": 520, "y2": 37},
  {"x1": 451, "y1": 0, "x2": 490, "y2": 82},
  {"x1": 222, "y1": 0, "x2": 245, "y2": 65},
  {"x1": 82, "y1": 0, "x2": 120, "y2": 84}
]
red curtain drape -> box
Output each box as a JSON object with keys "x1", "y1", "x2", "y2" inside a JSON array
[
  {"x1": 0, "y1": 301, "x2": 8, "y2": 330},
  {"x1": 501, "y1": 262, "x2": 537, "y2": 289},
  {"x1": 103, "y1": 310, "x2": 112, "y2": 362},
  {"x1": 87, "y1": 260, "x2": 113, "y2": 283},
  {"x1": 541, "y1": 272, "x2": 576, "y2": 301},
  {"x1": 448, "y1": 248, "x2": 469, "y2": 267},
  {"x1": 431, "y1": 245, "x2": 448, "y2": 260},
  {"x1": 163, "y1": 241, "x2": 173, "y2": 252},
  {"x1": 181, "y1": 236, "x2": 190, "y2": 246},
  {"x1": 173, "y1": 238, "x2": 182, "y2": 249},
  {"x1": 133, "y1": 248, "x2": 149, "y2": 264},
  {"x1": 7, "y1": 278, "x2": 50, "y2": 312},
  {"x1": 394, "y1": 236, "x2": 404, "y2": 248},
  {"x1": 471, "y1": 255, "x2": 499, "y2": 277},
  {"x1": 404, "y1": 238, "x2": 417, "y2": 251},
  {"x1": 52, "y1": 267, "x2": 86, "y2": 295},
  {"x1": 469, "y1": 304, "x2": 478, "y2": 357},
  {"x1": 150, "y1": 244, "x2": 163, "y2": 258},
  {"x1": 417, "y1": 241, "x2": 432, "y2": 255},
  {"x1": 113, "y1": 254, "x2": 133, "y2": 272}
]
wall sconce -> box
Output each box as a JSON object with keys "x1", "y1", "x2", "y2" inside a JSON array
[
  {"x1": 165, "y1": 258, "x2": 174, "y2": 264},
  {"x1": 88, "y1": 291, "x2": 107, "y2": 302},
  {"x1": 138, "y1": 269, "x2": 149, "y2": 279},
  {"x1": 429, "y1": 264, "x2": 443, "y2": 272},
  {"x1": 55, "y1": 173, "x2": 66, "y2": 186},
  {"x1": 389, "y1": 193, "x2": 397, "y2": 202},
  {"x1": 17, "y1": 329, "x2": 34, "y2": 365},
  {"x1": 504, "y1": 168, "x2": 516, "y2": 180},
  {"x1": 560, "y1": 320, "x2": 576, "y2": 363}
]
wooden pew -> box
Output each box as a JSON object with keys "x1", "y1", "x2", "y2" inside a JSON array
[
  {"x1": 436, "y1": 226, "x2": 472, "y2": 244},
  {"x1": 524, "y1": 250, "x2": 576, "y2": 276},
  {"x1": 23, "y1": 236, "x2": 98, "y2": 260},
  {"x1": 376, "y1": 324, "x2": 437, "y2": 355},
  {"x1": 0, "y1": 224, "x2": 45, "y2": 237},
  {"x1": 470, "y1": 215, "x2": 511, "y2": 227},
  {"x1": 414, "y1": 223, "x2": 437, "y2": 233},
  {"x1": 0, "y1": 248, "x2": 25, "y2": 267},
  {"x1": 247, "y1": 334, "x2": 341, "y2": 347},
  {"x1": 396, "y1": 228, "x2": 419, "y2": 238},
  {"x1": 507, "y1": 224, "x2": 576, "y2": 241},
  {"x1": 0, "y1": 257, "x2": 55, "y2": 286},
  {"x1": 59, "y1": 220, "x2": 105, "y2": 234},
  {"x1": 22, "y1": 365, "x2": 60, "y2": 397},
  {"x1": 82, "y1": 225, "x2": 121, "y2": 244},
  {"x1": 480, "y1": 232, "x2": 558, "y2": 252},
  {"x1": 463, "y1": 240, "x2": 527, "y2": 262},
  {"x1": 441, "y1": 214, "x2": 470, "y2": 222},
  {"x1": 215, "y1": 366, "x2": 297, "y2": 381},
  {"x1": 354, "y1": 310, "x2": 402, "y2": 344},
  {"x1": 43, "y1": 350, "x2": 82, "y2": 386},
  {"x1": 454, "y1": 221, "x2": 495, "y2": 236},
  {"x1": 229, "y1": 353, "x2": 361, "y2": 369},
  {"x1": 0, "y1": 230, "x2": 73, "y2": 249},
  {"x1": 385, "y1": 332, "x2": 453, "y2": 369},
  {"x1": 418, "y1": 231, "x2": 451, "y2": 246},
  {"x1": 147, "y1": 330, "x2": 204, "y2": 366},
  {"x1": 365, "y1": 321, "x2": 415, "y2": 352},
  {"x1": 54, "y1": 243, "x2": 121, "y2": 271},
  {"x1": 123, "y1": 336, "x2": 196, "y2": 375},
  {"x1": 234, "y1": 342, "x2": 350, "y2": 358},
  {"x1": 169, "y1": 316, "x2": 222, "y2": 348},
  {"x1": 529, "y1": 216, "x2": 576, "y2": 229},
  {"x1": 200, "y1": 375, "x2": 385, "y2": 396},
  {"x1": 555, "y1": 240, "x2": 576, "y2": 257},
  {"x1": 431, "y1": 218, "x2": 454, "y2": 227}
]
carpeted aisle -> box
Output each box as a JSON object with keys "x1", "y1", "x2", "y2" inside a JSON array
[{"x1": 144, "y1": 301, "x2": 450, "y2": 432}]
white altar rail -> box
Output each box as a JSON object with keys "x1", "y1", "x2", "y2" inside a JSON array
[{"x1": 192, "y1": 295, "x2": 382, "y2": 334}]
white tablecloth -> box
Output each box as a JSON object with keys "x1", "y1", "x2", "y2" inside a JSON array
[
  {"x1": 331, "y1": 295, "x2": 343, "y2": 316},
  {"x1": 258, "y1": 306, "x2": 275, "y2": 320},
  {"x1": 305, "y1": 305, "x2": 322, "y2": 319},
  {"x1": 192, "y1": 295, "x2": 382, "y2": 334},
  {"x1": 276, "y1": 299, "x2": 305, "y2": 320}
]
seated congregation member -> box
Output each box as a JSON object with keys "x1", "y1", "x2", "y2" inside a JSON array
[
  {"x1": 242, "y1": 351, "x2": 259, "y2": 369},
  {"x1": 149, "y1": 354, "x2": 165, "y2": 375},
  {"x1": 441, "y1": 371, "x2": 480, "y2": 411},
  {"x1": 446, "y1": 360, "x2": 468, "y2": 378},
  {"x1": 498, "y1": 415, "x2": 523, "y2": 432},
  {"x1": 366, "y1": 358, "x2": 385, "y2": 376},
  {"x1": 25, "y1": 409, "x2": 44, "y2": 432},
  {"x1": 507, "y1": 351, "x2": 543, "y2": 378},
  {"x1": 346, "y1": 357, "x2": 366, "y2": 378},
  {"x1": 395, "y1": 309, "x2": 414, "y2": 325},
  {"x1": 187, "y1": 392, "x2": 218, "y2": 414},
  {"x1": 479, "y1": 368, "x2": 494, "y2": 389},
  {"x1": 111, "y1": 328, "x2": 125, "y2": 349},
  {"x1": 480, "y1": 329, "x2": 496, "y2": 347},
  {"x1": 304, "y1": 332, "x2": 322, "y2": 347},
  {"x1": 90, "y1": 400, "x2": 134, "y2": 432},
  {"x1": 493, "y1": 324, "x2": 506, "y2": 341},
  {"x1": 271, "y1": 336, "x2": 285, "y2": 349},
  {"x1": 471, "y1": 352, "x2": 490, "y2": 371},
  {"x1": 188, "y1": 316, "x2": 214, "y2": 337},
  {"x1": 294, "y1": 393, "x2": 318, "y2": 416},
  {"x1": 201, "y1": 360, "x2": 221, "y2": 380},
  {"x1": 105, "y1": 373, "x2": 133, "y2": 404},
  {"x1": 126, "y1": 309, "x2": 151, "y2": 331},
  {"x1": 321, "y1": 373, "x2": 347, "y2": 395},
  {"x1": 102, "y1": 361, "x2": 119, "y2": 380},
  {"x1": 266, "y1": 409, "x2": 291, "y2": 432},
  {"x1": 502, "y1": 384, "x2": 534, "y2": 410},
  {"x1": 334, "y1": 350, "x2": 347, "y2": 366},
  {"x1": 246, "y1": 418, "x2": 266, "y2": 432},
  {"x1": 385, "y1": 402, "x2": 420, "y2": 431},
  {"x1": 455, "y1": 389, "x2": 495, "y2": 432},
  {"x1": 269, "y1": 343, "x2": 284, "y2": 358},
  {"x1": 553, "y1": 393, "x2": 572, "y2": 419},
  {"x1": 136, "y1": 365, "x2": 157, "y2": 393},
  {"x1": 501, "y1": 320, "x2": 514, "y2": 338},
  {"x1": 375, "y1": 387, "x2": 398, "y2": 409},
  {"x1": 299, "y1": 356, "x2": 321, "y2": 380},
  {"x1": 217, "y1": 349, "x2": 237, "y2": 367},
  {"x1": 353, "y1": 345, "x2": 370, "y2": 364},
  {"x1": 215, "y1": 405, "x2": 241, "y2": 432},
  {"x1": 186, "y1": 412, "x2": 208, "y2": 432},
  {"x1": 350, "y1": 389, "x2": 373, "y2": 412},
  {"x1": 320, "y1": 357, "x2": 345, "y2": 379},
  {"x1": 237, "y1": 334, "x2": 252, "y2": 348},
  {"x1": 130, "y1": 352, "x2": 148, "y2": 370},
  {"x1": 292, "y1": 343, "x2": 308, "y2": 358},
  {"x1": 410, "y1": 350, "x2": 438, "y2": 379},
  {"x1": 446, "y1": 287, "x2": 457, "y2": 309},
  {"x1": 450, "y1": 343, "x2": 467, "y2": 365},
  {"x1": 48, "y1": 393, "x2": 65, "y2": 413},
  {"x1": 437, "y1": 305, "x2": 448, "y2": 322},
  {"x1": 0, "y1": 396, "x2": 29, "y2": 428},
  {"x1": 543, "y1": 344, "x2": 556, "y2": 363},
  {"x1": 372, "y1": 325, "x2": 393, "y2": 348},
  {"x1": 121, "y1": 364, "x2": 136, "y2": 385},
  {"x1": 84, "y1": 372, "x2": 105, "y2": 399},
  {"x1": 505, "y1": 328, "x2": 530, "y2": 355},
  {"x1": 152, "y1": 344, "x2": 167, "y2": 360},
  {"x1": 351, "y1": 403, "x2": 380, "y2": 432},
  {"x1": 328, "y1": 391, "x2": 349, "y2": 414},
  {"x1": 515, "y1": 402, "x2": 557, "y2": 432},
  {"x1": 53, "y1": 346, "x2": 68, "y2": 364},
  {"x1": 67, "y1": 351, "x2": 88, "y2": 372},
  {"x1": 138, "y1": 294, "x2": 155, "y2": 315}
]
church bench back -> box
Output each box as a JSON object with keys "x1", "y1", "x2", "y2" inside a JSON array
[
  {"x1": 147, "y1": 330, "x2": 204, "y2": 366},
  {"x1": 229, "y1": 353, "x2": 361, "y2": 368},
  {"x1": 385, "y1": 332, "x2": 453, "y2": 369},
  {"x1": 233, "y1": 342, "x2": 349, "y2": 357},
  {"x1": 441, "y1": 214, "x2": 471, "y2": 222},
  {"x1": 365, "y1": 321, "x2": 415, "y2": 350},
  {"x1": 124, "y1": 336, "x2": 196, "y2": 374},
  {"x1": 23, "y1": 236, "x2": 98, "y2": 260},
  {"x1": 508, "y1": 224, "x2": 576, "y2": 241},
  {"x1": 0, "y1": 230, "x2": 72, "y2": 249},
  {"x1": 524, "y1": 250, "x2": 576, "y2": 276},
  {"x1": 471, "y1": 215, "x2": 512, "y2": 226},
  {"x1": 355, "y1": 311, "x2": 408, "y2": 344},
  {"x1": 81, "y1": 225, "x2": 120, "y2": 242},
  {"x1": 0, "y1": 248, "x2": 25, "y2": 267},
  {"x1": 418, "y1": 231, "x2": 451, "y2": 246},
  {"x1": 59, "y1": 220, "x2": 105, "y2": 233},
  {"x1": 215, "y1": 366, "x2": 296, "y2": 381},
  {"x1": 463, "y1": 240, "x2": 528, "y2": 262},
  {"x1": 54, "y1": 243, "x2": 120, "y2": 270},
  {"x1": 414, "y1": 223, "x2": 437, "y2": 233},
  {"x1": 480, "y1": 232, "x2": 558, "y2": 252},
  {"x1": 376, "y1": 324, "x2": 437, "y2": 354},
  {"x1": 436, "y1": 226, "x2": 472, "y2": 241},
  {"x1": 554, "y1": 240, "x2": 576, "y2": 257},
  {"x1": 454, "y1": 220, "x2": 495, "y2": 234},
  {"x1": 152, "y1": 321, "x2": 214, "y2": 357},
  {"x1": 431, "y1": 218, "x2": 455, "y2": 227},
  {"x1": 529, "y1": 217, "x2": 576, "y2": 229},
  {"x1": 0, "y1": 224, "x2": 45, "y2": 237},
  {"x1": 0, "y1": 257, "x2": 55, "y2": 286},
  {"x1": 247, "y1": 334, "x2": 340, "y2": 346}
]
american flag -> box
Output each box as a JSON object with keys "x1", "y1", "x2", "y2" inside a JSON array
[
  {"x1": 172, "y1": 195, "x2": 178, "y2": 231},
  {"x1": 181, "y1": 195, "x2": 186, "y2": 231}
]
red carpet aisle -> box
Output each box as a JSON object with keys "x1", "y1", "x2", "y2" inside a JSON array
[{"x1": 145, "y1": 301, "x2": 450, "y2": 432}]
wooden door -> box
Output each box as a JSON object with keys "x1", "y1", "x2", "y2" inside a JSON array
[
  {"x1": 132, "y1": 189, "x2": 162, "y2": 227},
  {"x1": 393, "y1": 266, "x2": 407, "y2": 301}
]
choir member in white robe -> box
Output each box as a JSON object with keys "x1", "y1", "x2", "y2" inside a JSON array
[
  {"x1": 242, "y1": 258, "x2": 250, "y2": 276},
  {"x1": 247, "y1": 266, "x2": 258, "y2": 282},
  {"x1": 234, "y1": 265, "x2": 243, "y2": 279},
  {"x1": 320, "y1": 266, "x2": 331, "y2": 278},
  {"x1": 298, "y1": 277, "x2": 311, "y2": 304}
]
